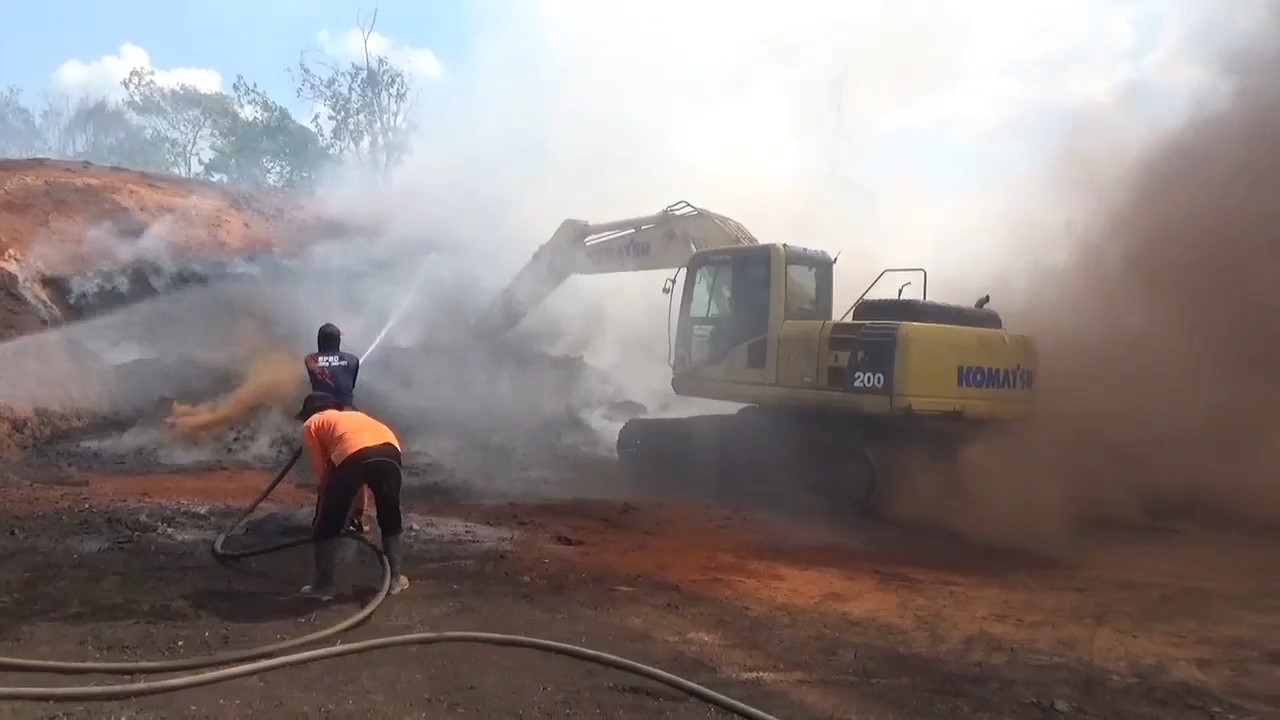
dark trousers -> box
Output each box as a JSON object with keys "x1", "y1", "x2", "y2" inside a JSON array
[{"x1": 312, "y1": 443, "x2": 403, "y2": 541}]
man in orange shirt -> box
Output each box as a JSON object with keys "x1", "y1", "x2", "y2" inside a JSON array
[{"x1": 295, "y1": 391, "x2": 410, "y2": 599}]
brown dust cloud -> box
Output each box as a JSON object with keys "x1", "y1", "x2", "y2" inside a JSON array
[
  {"x1": 900, "y1": 16, "x2": 1280, "y2": 554},
  {"x1": 165, "y1": 342, "x2": 302, "y2": 440}
]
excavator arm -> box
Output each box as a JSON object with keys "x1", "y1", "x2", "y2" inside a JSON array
[{"x1": 481, "y1": 201, "x2": 760, "y2": 335}]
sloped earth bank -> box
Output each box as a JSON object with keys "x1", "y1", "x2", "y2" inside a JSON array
[
  {"x1": 0, "y1": 158, "x2": 372, "y2": 340},
  {"x1": 0, "y1": 470, "x2": 1276, "y2": 719}
]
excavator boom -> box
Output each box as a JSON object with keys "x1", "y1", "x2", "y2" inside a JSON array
[{"x1": 481, "y1": 201, "x2": 759, "y2": 335}]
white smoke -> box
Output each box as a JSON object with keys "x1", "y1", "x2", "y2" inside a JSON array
[
  {"x1": 290, "y1": 1, "x2": 1264, "y2": 406},
  {"x1": 0, "y1": 1, "x2": 1268, "y2": 487}
]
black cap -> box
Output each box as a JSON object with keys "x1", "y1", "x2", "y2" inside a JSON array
[
  {"x1": 317, "y1": 323, "x2": 342, "y2": 352},
  {"x1": 296, "y1": 391, "x2": 342, "y2": 420}
]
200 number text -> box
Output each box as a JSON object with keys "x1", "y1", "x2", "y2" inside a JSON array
[{"x1": 851, "y1": 371, "x2": 886, "y2": 389}]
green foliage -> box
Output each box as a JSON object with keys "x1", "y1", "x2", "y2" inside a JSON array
[
  {"x1": 0, "y1": 9, "x2": 418, "y2": 191},
  {"x1": 0, "y1": 86, "x2": 44, "y2": 157},
  {"x1": 204, "y1": 76, "x2": 332, "y2": 189},
  {"x1": 121, "y1": 68, "x2": 235, "y2": 178},
  {"x1": 46, "y1": 97, "x2": 167, "y2": 170},
  {"x1": 293, "y1": 9, "x2": 415, "y2": 183}
]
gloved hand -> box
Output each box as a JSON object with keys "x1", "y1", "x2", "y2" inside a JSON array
[{"x1": 346, "y1": 516, "x2": 369, "y2": 534}]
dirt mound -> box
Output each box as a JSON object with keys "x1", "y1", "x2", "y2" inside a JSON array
[
  {"x1": 0, "y1": 158, "x2": 311, "y2": 262},
  {"x1": 0, "y1": 158, "x2": 366, "y2": 338},
  {"x1": 114, "y1": 337, "x2": 634, "y2": 488},
  {"x1": 0, "y1": 160, "x2": 343, "y2": 460},
  {"x1": 0, "y1": 158, "x2": 649, "y2": 481}
]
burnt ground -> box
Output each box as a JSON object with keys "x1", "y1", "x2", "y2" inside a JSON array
[{"x1": 0, "y1": 462, "x2": 1275, "y2": 720}]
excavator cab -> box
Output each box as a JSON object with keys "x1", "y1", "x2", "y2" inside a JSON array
[
  {"x1": 673, "y1": 244, "x2": 833, "y2": 386},
  {"x1": 669, "y1": 242, "x2": 1033, "y2": 420}
]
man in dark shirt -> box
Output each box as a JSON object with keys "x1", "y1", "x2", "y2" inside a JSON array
[
  {"x1": 303, "y1": 322, "x2": 369, "y2": 533},
  {"x1": 304, "y1": 323, "x2": 360, "y2": 408}
]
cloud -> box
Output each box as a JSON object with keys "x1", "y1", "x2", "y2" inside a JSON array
[
  {"x1": 51, "y1": 43, "x2": 223, "y2": 101},
  {"x1": 315, "y1": 27, "x2": 444, "y2": 82}
]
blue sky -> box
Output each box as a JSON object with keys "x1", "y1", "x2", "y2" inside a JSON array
[{"x1": 0, "y1": 0, "x2": 475, "y2": 105}]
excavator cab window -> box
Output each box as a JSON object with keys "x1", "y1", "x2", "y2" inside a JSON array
[
  {"x1": 784, "y1": 261, "x2": 832, "y2": 321},
  {"x1": 689, "y1": 263, "x2": 732, "y2": 321},
  {"x1": 782, "y1": 249, "x2": 834, "y2": 322},
  {"x1": 683, "y1": 252, "x2": 771, "y2": 368},
  {"x1": 687, "y1": 261, "x2": 733, "y2": 366}
]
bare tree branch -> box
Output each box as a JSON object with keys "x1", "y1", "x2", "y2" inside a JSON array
[{"x1": 291, "y1": 3, "x2": 416, "y2": 183}]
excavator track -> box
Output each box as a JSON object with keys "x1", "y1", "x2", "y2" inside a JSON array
[{"x1": 616, "y1": 408, "x2": 885, "y2": 517}]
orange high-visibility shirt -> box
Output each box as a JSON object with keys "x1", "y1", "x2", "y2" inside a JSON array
[{"x1": 302, "y1": 409, "x2": 401, "y2": 526}]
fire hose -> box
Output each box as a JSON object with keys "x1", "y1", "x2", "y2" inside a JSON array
[{"x1": 0, "y1": 448, "x2": 783, "y2": 720}]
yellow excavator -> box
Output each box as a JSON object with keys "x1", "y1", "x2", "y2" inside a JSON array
[{"x1": 481, "y1": 201, "x2": 1037, "y2": 513}]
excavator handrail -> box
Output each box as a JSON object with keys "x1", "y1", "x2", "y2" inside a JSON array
[
  {"x1": 837, "y1": 267, "x2": 928, "y2": 321},
  {"x1": 578, "y1": 202, "x2": 759, "y2": 244},
  {"x1": 663, "y1": 201, "x2": 760, "y2": 247}
]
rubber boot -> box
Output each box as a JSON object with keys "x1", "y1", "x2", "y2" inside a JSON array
[
  {"x1": 301, "y1": 539, "x2": 338, "y2": 599},
  {"x1": 381, "y1": 533, "x2": 410, "y2": 595},
  {"x1": 338, "y1": 536, "x2": 358, "y2": 562}
]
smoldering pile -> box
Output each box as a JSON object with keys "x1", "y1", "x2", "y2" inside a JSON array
[
  {"x1": 0, "y1": 335, "x2": 643, "y2": 489},
  {"x1": 0, "y1": 241, "x2": 654, "y2": 497}
]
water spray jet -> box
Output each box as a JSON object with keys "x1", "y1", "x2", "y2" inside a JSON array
[{"x1": 359, "y1": 254, "x2": 437, "y2": 365}]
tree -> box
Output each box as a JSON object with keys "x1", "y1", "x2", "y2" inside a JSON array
[
  {"x1": 204, "y1": 76, "x2": 330, "y2": 189},
  {"x1": 294, "y1": 8, "x2": 415, "y2": 182},
  {"x1": 122, "y1": 68, "x2": 234, "y2": 177},
  {"x1": 0, "y1": 86, "x2": 44, "y2": 158},
  {"x1": 37, "y1": 97, "x2": 74, "y2": 158},
  {"x1": 41, "y1": 96, "x2": 165, "y2": 170}
]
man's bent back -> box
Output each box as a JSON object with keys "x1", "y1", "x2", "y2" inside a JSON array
[{"x1": 302, "y1": 409, "x2": 400, "y2": 471}]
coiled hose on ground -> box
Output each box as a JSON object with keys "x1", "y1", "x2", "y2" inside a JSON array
[{"x1": 0, "y1": 449, "x2": 783, "y2": 720}]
